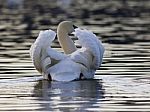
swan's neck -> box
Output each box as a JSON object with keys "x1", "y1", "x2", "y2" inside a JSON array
[{"x1": 57, "y1": 29, "x2": 76, "y2": 54}]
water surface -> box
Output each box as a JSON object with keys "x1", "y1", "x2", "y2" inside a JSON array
[{"x1": 0, "y1": 0, "x2": 150, "y2": 111}]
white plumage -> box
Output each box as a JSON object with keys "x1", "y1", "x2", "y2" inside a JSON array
[{"x1": 30, "y1": 21, "x2": 104, "y2": 81}]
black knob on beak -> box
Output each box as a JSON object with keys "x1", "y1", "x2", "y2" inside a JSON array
[
  {"x1": 55, "y1": 34, "x2": 57, "y2": 39},
  {"x1": 73, "y1": 25, "x2": 78, "y2": 29}
]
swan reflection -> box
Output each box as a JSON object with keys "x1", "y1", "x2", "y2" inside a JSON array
[{"x1": 33, "y1": 79, "x2": 105, "y2": 111}]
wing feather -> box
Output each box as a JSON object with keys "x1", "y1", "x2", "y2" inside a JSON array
[
  {"x1": 46, "y1": 47, "x2": 67, "y2": 61},
  {"x1": 74, "y1": 28, "x2": 104, "y2": 69},
  {"x1": 29, "y1": 30, "x2": 56, "y2": 73}
]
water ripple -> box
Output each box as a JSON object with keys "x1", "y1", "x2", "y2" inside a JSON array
[{"x1": 0, "y1": 0, "x2": 150, "y2": 111}]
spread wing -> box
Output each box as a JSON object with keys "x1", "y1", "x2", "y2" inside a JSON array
[
  {"x1": 30, "y1": 30, "x2": 66, "y2": 75},
  {"x1": 73, "y1": 28, "x2": 105, "y2": 70}
]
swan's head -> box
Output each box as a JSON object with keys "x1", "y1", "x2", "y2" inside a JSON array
[
  {"x1": 57, "y1": 21, "x2": 78, "y2": 54},
  {"x1": 58, "y1": 21, "x2": 78, "y2": 34}
]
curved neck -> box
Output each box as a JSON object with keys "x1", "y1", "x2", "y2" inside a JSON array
[{"x1": 57, "y1": 27, "x2": 76, "y2": 54}]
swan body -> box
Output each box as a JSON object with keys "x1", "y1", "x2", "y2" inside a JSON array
[{"x1": 30, "y1": 21, "x2": 104, "y2": 81}]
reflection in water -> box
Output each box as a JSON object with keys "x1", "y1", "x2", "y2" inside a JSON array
[
  {"x1": 33, "y1": 79, "x2": 104, "y2": 111},
  {"x1": 0, "y1": 76, "x2": 150, "y2": 111}
]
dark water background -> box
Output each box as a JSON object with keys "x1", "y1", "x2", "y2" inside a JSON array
[{"x1": 0, "y1": 0, "x2": 150, "y2": 111}]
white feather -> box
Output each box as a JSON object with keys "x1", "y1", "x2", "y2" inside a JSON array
[
  {"x1": 74, "y1": 28, "x2": 104, "y2": 69},
  {"x1": 46, "y1": 58, "x2": 81, "y2": 81},
  {"x1": 30, "y1": 24, "x2": 104, "y2": 81},
  {"x1": 46, "y1": 47, "x2": 67, "y2": 61},
  {"x1": 29, "y1": 30, "x2": 56, "y2": 73}
]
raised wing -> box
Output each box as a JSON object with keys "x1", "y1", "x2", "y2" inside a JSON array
[
  {"x1": 29, "y1": 30, "x2": 56, "y2": 74},
  {"x1": 73, "y1": 28, "x2": 104, "y2": 69}
]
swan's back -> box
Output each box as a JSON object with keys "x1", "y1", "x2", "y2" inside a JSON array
[{"x1": 30, "y1": 30, "x2": 56, "y2": 73}]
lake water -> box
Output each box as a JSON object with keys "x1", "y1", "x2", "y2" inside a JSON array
[{"x1": 0, "y1": 0, "x2": 150, "y2": 111}]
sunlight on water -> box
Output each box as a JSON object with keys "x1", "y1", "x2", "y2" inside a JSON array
[{"x1": 0, "y1": 0, "x2": 150, "y2": 111}]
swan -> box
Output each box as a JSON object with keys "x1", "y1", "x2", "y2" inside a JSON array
[{"x1": 30, "y1": 21, "x2": 104, "y2": 81}]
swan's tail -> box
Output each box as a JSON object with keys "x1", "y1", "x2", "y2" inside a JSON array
[{"x1": 29, "y1": 30, "x2": 56, "y2": 74}]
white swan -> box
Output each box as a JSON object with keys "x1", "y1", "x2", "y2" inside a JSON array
[{"x1": 30, "y1": 21, "x2": 104, "y2": 81}]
